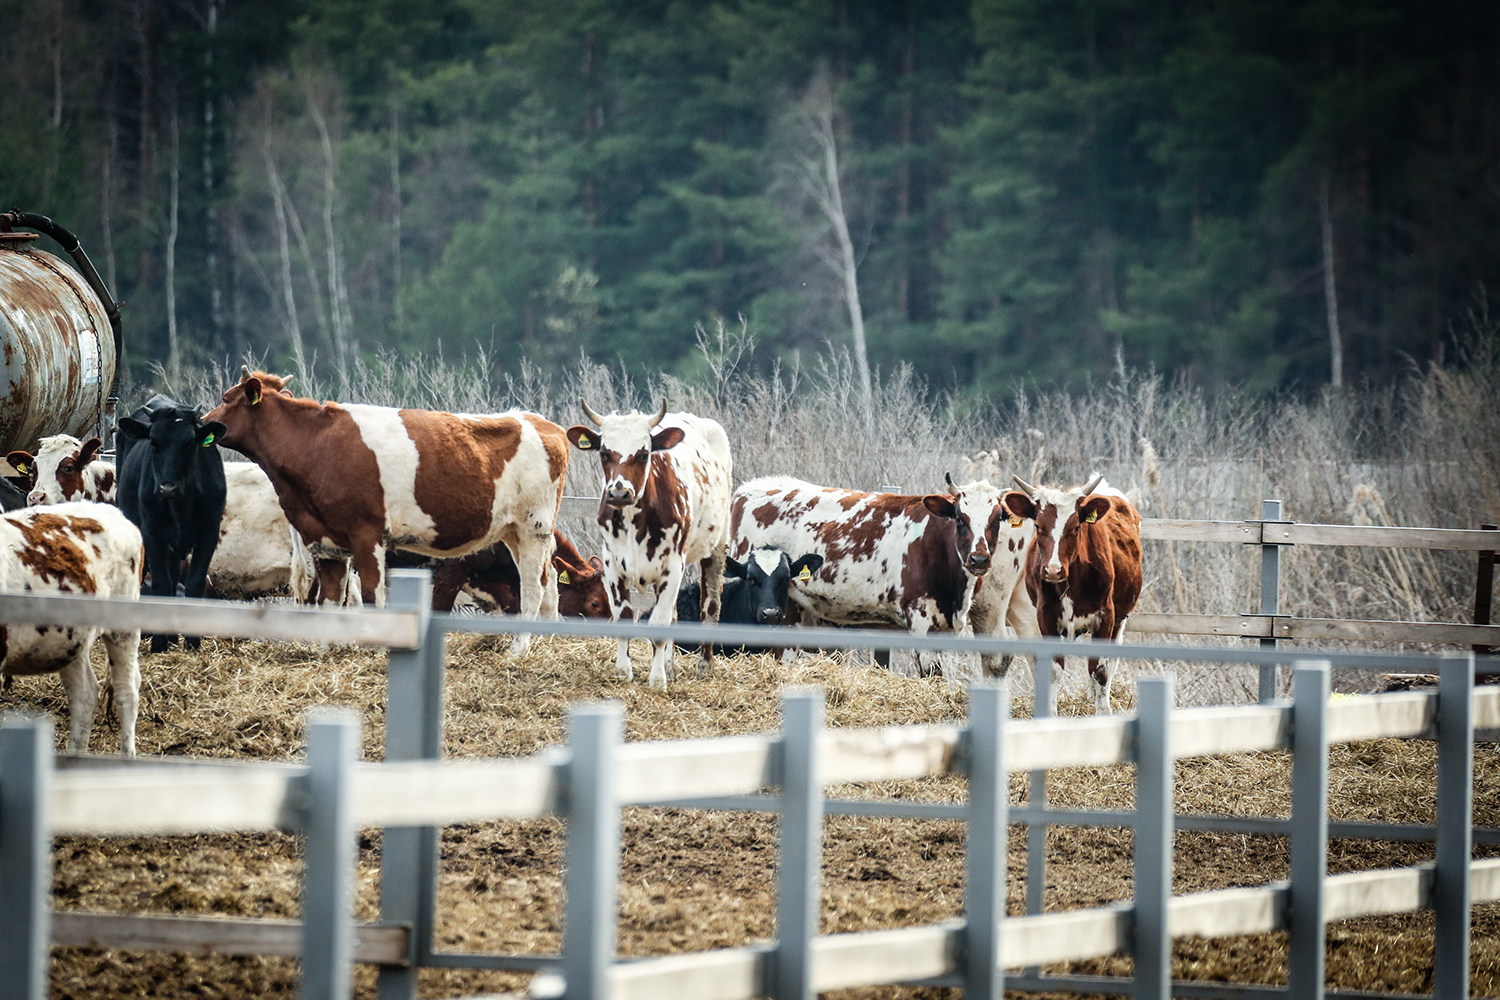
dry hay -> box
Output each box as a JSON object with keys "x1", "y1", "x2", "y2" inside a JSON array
[{"x1": 2, "y1": 633, "x2": 1496, "y2": 999}]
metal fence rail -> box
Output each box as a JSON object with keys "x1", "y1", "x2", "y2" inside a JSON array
[{"x1": 1, "y1": 571, "x2": 1498, "y2": 1000}]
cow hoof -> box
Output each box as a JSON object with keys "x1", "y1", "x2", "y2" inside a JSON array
[
  {"x1": 648, "y1": 671, "x2": 668, "y2": 690},
  {"x1": 508, "y1": 634, "x2": 532, "y2": 657},
  {"x1": 696, "y1": 658, "x2": 712, "y2": 680},
  {"x1": 184, "y1": 635, "x2": 203, "y2": 652},
  {"x1": 148, "y1": 633, "x2": 173, "y2": 654}
]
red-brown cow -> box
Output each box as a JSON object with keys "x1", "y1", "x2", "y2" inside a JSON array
[
  {"x1": 204, "y1": 371, "x2": 569, "y2": 654},
  {"x1": 1003, "y1": 473, "x2": 1142, "y2": 714},
  {"x1": 430, "y1": 529, "x2": 609, "y2": 617}
]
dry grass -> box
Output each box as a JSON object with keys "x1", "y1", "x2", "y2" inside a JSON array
[{"x1": 4, "y1": 632, "x2": 1496, "y2": 1000}]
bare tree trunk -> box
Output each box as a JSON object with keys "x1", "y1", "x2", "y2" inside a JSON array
[
  {"x1": 304, "y1": 81, "x2": 353, "y2": 394},
  {"x1": 390, "y1": 95, "x2": 403, "y2": 328},
  {"x1": 1320, "y1": 173, "x2": 1343, "y2": 389},
  {"x1": 202, "y1": 0, "x2": 223, "y2": 348},
  {"x1": 262, "y1": 144, "x2": 308, "y2": 378},
  {"x1": 165, "y1": 102, "x2": 181, "y2": 378},
  {"x1": 102, "y1": 111, "x2": 118, "y2": 293}
]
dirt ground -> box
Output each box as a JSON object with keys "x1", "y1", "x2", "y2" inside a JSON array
[{"x1": 5, "y1": 632, "x2": 1497, "y2": 999}]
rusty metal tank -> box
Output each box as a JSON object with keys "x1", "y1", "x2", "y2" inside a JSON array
[{"x1": 0, "y1": 215, "x2": 119, "y2": 456}]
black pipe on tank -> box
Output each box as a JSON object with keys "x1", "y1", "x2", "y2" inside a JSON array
[{"x1": 0, "y1": 209, "x2": 124, "y2": 397}]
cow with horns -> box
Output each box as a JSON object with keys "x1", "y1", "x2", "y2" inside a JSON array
[
  {"x1": 204, "y1": 370, "x2": 569, "y2": 654},
  {"x1": 1003, "y1": 473, "x2": 1143, "y2": 714},
  {"x1": 568, "y1": 398, "x2": 733, "y2": 689},
  {"x1": 730, "y1": 475, "x2": 1036, "y2": 677}
]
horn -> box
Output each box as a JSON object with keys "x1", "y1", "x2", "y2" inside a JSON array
[
  {"x1": 1012, "y1": 474, "x2": 1038, "y2": 497},
  {"x1": 944, "y1": 471, "x2": 959, "y2": 496},
  {"x1": 579, "y1": 397, "x2": 605, "y2": 427},
  {"x1": 240, "y1": 364, "x2": 252, "y2": 380},
  {"x1": 1082, "y1": 474, "x2": 1104, "y2": 496},
  {"x1": 649, "y1": 397, "x2": 668, "y2": 427}
]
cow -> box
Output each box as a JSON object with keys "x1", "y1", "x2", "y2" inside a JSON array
[
  {"x1": 209, "y1": 462, "x2": 301, "y2": 599},
  {"x1": 1003, "y1": 473, "x2": 1143, "y2": 714},
  {"x1": 567, "y1": 398, "x2": 732, "y2": 689},
  {"x1": 203, "y1": 370, "x2": 569, "y2": 655},
  {"x1": 675, "y1": 547, "x2": 824, "y2": 654},
  {"x1": 117, "y1": 400, "x2": 228, "y2": 652},
  {"x1": 0, "y1": 474, "x2": 26, "y2": 511},
  {"x1": 729, "y1": 475, "x2": 1037, "y2": 677},
  {"x1": 8, "y1": 434, "x2": 117, "y2": 506},
  {"x1": 429, "y1": 529, "x2": 609, "y2": 617},
  {"x1": 0, "y1": 502, "x2": 144, "y2": 755}
]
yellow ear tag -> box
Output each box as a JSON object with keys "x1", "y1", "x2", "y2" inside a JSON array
[
  {"x1": 558, "y1": 570, "x2": 570, "y2": 585},
  {"x1": 798, "y1": 567, "x2": 812, "y2": 582},
  {"x1": 1009, "y1": 515, "x2": 1023, "y2": 528},
  {"x1": 1084, "y1": 509, "x2": 1099, "y2": 524},
  {"x1": 578, "y1": 433, "x2": 590, "y2": 448},
  {"x1": 14, "y1": 463, "x2": 27, "y2": 476}
]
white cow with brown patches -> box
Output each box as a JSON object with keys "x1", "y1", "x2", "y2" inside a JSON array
[
  {"x1": 0, "y1": 502, "x2": 143, "y2": 755},
  {"x1": 204, "y1": 371, "x2": 569, "y2": 654},
  {"x1": 8, "y1": 434, "x2": 117, "y2": 506},
  {"x1": 730, "y1": 475, "x2": 1038, "y2": 677},
  {"x1": 567, "y1": 399, "x2": 733, "y2": 689}
]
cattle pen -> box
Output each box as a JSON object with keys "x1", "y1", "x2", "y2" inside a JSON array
[{"x1": 1, "y1": 559, "x2": 1498, "y2": 1000}]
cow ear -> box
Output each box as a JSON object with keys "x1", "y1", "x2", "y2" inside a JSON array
[
  {"x1": 567, "y1": 425, "x2": 598, "y2": 451},
  {"x1": 724, "y1": 556, "x2": 746, "y2": 578},
  {"x1": 117, "y1": 417, "x2": 150, "y2": 441},
  {"x1": 243, "y1": 377, "x2": 263, "y2": 406},
  {"x1": 922, "y1": 494, "x2": 957, "y2": 518},
  {"x1": 1002, "y1": 490, "x2": 1037, "y2": 521},
  {"x1": 791, "y1": 554, "x2": 824, "y2": 581},
  {"x1": 650, "y1": 426, "x2": 685, "y2": 451},
  {"x1": 199, "y1": 421, "x2": 227, "y2": 448},
  {"x1": 77, "y1": 438, "x2": 103, "y2": 465},
  {"x1": 7, "y1": 451, "x2": 33, "y2": 477},
  {"x1": 1078, "y1": 496, "x2": 1110, "y2": 524},
  {"x1": 588, "y1": 555, "x2": 605, "y2": 572}
]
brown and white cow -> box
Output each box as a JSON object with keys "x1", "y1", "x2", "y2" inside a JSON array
[
  {"x1": 204, "y1": 371, "x2": 569, "y2": 654},
  {"x1": 730, "y1": 475, "x2": 1037, "y2": 677},
  {"x1": 0, "y1": 501, "x2": 143, "y2": 755},
  {"x1": 568, "y1": 399, "x2": 732, "y2": 688},
  {"x1": 8, "y1": 434, "x2": 117, "y2": 506},
  {"x1": 429, "y1": 528, "x2": 609, "y2": 617},
  {"x1": 1003, "y1": 473, "x2": 1143, "y2": 714}
]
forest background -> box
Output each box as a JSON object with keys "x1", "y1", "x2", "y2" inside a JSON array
[{"x1": 4, "y1": 0, "x2": 1499, "y2": 399}]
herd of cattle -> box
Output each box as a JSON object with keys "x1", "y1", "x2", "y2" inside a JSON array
[{"x1": 0, "y1": 368, "x2": 1144, "y2": 755}]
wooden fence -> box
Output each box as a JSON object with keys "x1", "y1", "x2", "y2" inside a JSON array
[{"x1": 1, "y1": 568, "x2": 1499, "y2": 1000}]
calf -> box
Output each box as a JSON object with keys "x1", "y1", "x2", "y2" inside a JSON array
[
  {"x1": 430, "y1": 529, "x2": 609, "y2": 617},
  {"x1": 730, "y1": 476, "x2": 1036, "y2": 677},
  {"x1": 1004, "y1": 473, "x2": 1143, "y2": 714},
  {"x1": 118, "y1": 401, "x2": 228, "y2": 652},
  {"x1": 8, "y1": 434, "x2": 117, "y2": 506},
  {"x1": 0, "y1": 502, "x2": 144, "y2": 755},
  {"x1": 675, "y1": 547, "x2": 824, "y2": 653},
  {"x1": 568, "y1": 398, "x2": 732, "y2": 688},
  {"x1": 204, "y1": 371, "x2": 568, "y2": 654}
]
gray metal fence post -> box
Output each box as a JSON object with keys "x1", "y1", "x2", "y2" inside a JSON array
[
  {"x1": 1025, "y1": 653, "x2": 1050, "y2": 974},
  {"x1": 1259, "y1": 499, "x2": 1283, "y2": 703},
  {"x1": 965, "y1": 683, "x2": 1008, "y2": 1000},
  {"x1": 562, "y1": 703, "x2": 623, "y2": 1000},
  {"x1": 1134, "y1": 676, "x2": 1174, "y2": 1000},
  {"x1": 0, "y1": 717, "x2": 52, "y2": 1000},
  {"x1": 1288, "y1": 661, "x2": 1329, "y2": 1000},
  {"x1": 774, "y1": 689, "x2": 824, "y2": 1000},
  {"x1": 378, "y1": 570, "x2": 439, "y2": 1000},
  {"x1": 302, "y1": 709, "x2": 362, "y2": 1000},
  {"x1": 1433, "y1": 654, "x2": 1474, "y2": 1000}
]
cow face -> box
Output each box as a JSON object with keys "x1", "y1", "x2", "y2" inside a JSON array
[
  {"x1": 727, "y1": 548, "x2": 825, "y2": 624},
  {"x1": 1004, "y1": 484, "x2": 1113, "y2": 585},
  {"x1": 122, "y1": 409, "x2": 227, "y2": 500},
  {"x1": 922, "y1": 479, "x2": 1007, "y2": 576},
  {"x1": 6, "y1": 450, "x2": 37, "y2": 492},
  {"x1": 568, "y1": 399, "x2": 682, "y2": 509},
  {"x1": 202, "y1": 370, "x2": 295, "y2": 457},
  {"x1": 23, "y1": 435, "x2": 105, "y2": 505},
  {"x1": 557, "y1": 555, "x2": 610, "y2": 617}
]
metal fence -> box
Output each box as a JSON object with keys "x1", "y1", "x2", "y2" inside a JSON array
[{"x1": 1, "y1": 571, "x2": 1499, "y2": 1000}]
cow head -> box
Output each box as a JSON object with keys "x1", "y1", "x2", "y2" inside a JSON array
[
  {"x1": 1004, "y1": 473, "x2": 1107, "y2": 585},
  {"x1": 727, "y1": 548, "x2": 825, "y2": 624},
  {"x1": 202, "y1": 368, "x2": 295, "y2": 457},
  {"x1": 921, "y1": 474, "x2": 1008, "y2": 576},
  {"x1": 22, "y1": 434, "x2": 105, "y2": 505},
  {"x1": 119, "y1": 406, "x2": 227, "y2": 500},
  {"x1": 6, "y1": 449, "x2": 37, "y2": 492},
  {"x1": 557, "y1": 555, "x2": 610, "y2": 618},
  {"x1": 567, "y1": 397, "x2": 681, "y2": 509}
]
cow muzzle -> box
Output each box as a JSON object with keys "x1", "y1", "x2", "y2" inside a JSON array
[
  {"x1": 604, "y1": 486, "x2": 636, "y2": 508},
  {"x1": 1042, "y1": 565, "x2": 1067, "y2": 585},
  {"x1": 157, "y1": 482, "x2": 180, "y2": 500},
  {"x1": 756, "y1": 607, "x2": 785, "y2": 625},
  {"x1": 25, "y1": 490, "x2": 45, "y2": 506},
  {"x1": 966, "y1": 552, "x2": 992, "y2": 574}
]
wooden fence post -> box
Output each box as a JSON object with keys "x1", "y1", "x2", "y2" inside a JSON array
[
  {"x1": 1288, "y1": 661, "x2": 1330, "y2": 1000},
  {"x1": 302, "y1": 709, "x2": 361, "y2": 1000},
  {"x1": 964, "y1": 683, "x2": 1008, "y2": 1000},
  {"x1": 1134, "y1": 675, "x2": 1174, "y2": 1000},
  {"x1": 378, "y1": 569, "x2": 439, "y2": 1000},
  {"x1": 1433, "y1": 654, "x2": 1474, "y2": 1000},
  {"x1": 774, "y1": 689, "x2": 824, "y2": 1000},
  {"x1": 562, "y1": 702, "x2": 623, "y2": 1000},
  {"x1": 0, "y1": 716, "x2": 51, "y2": 1000}
]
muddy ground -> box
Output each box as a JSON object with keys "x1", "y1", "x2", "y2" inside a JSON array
[{"x1": 5, "y1": 633, "x2": 1496, "y2": 999}]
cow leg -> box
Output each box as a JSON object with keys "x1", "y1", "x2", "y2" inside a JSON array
[
  {"x1": 180, "y1": 530, "x2": 218, "y2": 651},
  {"x1": 607, "y1": 571, "x2": 634, "y2": 681},
  {"x1": 505, "y1": 530, "x2": 555, "y2": 656},
  {"x1": 314, "y1": 557, "x2": 352, "y2": 607},
  {"x1": 143, "y1": 535, "x2": 179, "y2": 653},
  {"x1": 695, "y1": 548, "x2": 726, "y2": 679},
  {"x1": 56, "y1": 641, "x2": 100, "y2": 754},
  {"x1": 906, "y1": 608, "x2": 940, "y2": 679},
  {"x1": 350, "y1": 539, "x2": 387, "y2": 607},
  {"x1": 101, "y1": 628, "x2": 142, "y2": 757},
  {"x1": 1087, "y1": 610, "x2": 1119, "y2": 714},
  {"x1": 646, "y1": 554, "x2": 687, "y2": 689}
]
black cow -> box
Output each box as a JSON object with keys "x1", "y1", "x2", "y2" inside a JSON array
[
  {"x1": 0, "y1": 475, "x2": 26, "y2": 511},
  {"x1": 118, "y1": 400, "x2": 228, "y2": 652},
  {"x1": 676, "y1": 547, "x2": 824, "y2": 653}
]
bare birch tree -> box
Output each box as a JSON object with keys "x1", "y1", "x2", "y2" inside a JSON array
[
  {"x1": 165, "y1": 100, "x2": 181, "y2": 379},
  {"x1": 299, "y1": 63, "x2": 353, "y2": 394},
  {"x1": 1319, "y1": 173, "x2": 1343, "y2": 389}
]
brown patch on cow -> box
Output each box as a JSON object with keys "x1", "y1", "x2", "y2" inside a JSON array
[
  {"x1": 406, "y1": 410, "x2": 521, "y2": 550},
  {"x1": 751, "y1": 501, "x2": 780, "y2": 529},
  {"x1": 15, "y1": 514, "x2": 101, "y2": 593},
  {"x1": 523, "y1": 413, "x2": 570, "y2": 486},
  {"x1": 95, "y1": 468, "x2": 116, "y2": 497}
]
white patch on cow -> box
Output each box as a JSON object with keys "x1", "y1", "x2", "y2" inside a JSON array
[
  {"x1": 750, "y1": 548, "x2": 782, "y2": 577},
  {"x1": 344, "y1": 405, "x2": 439, "y2": 546}
]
